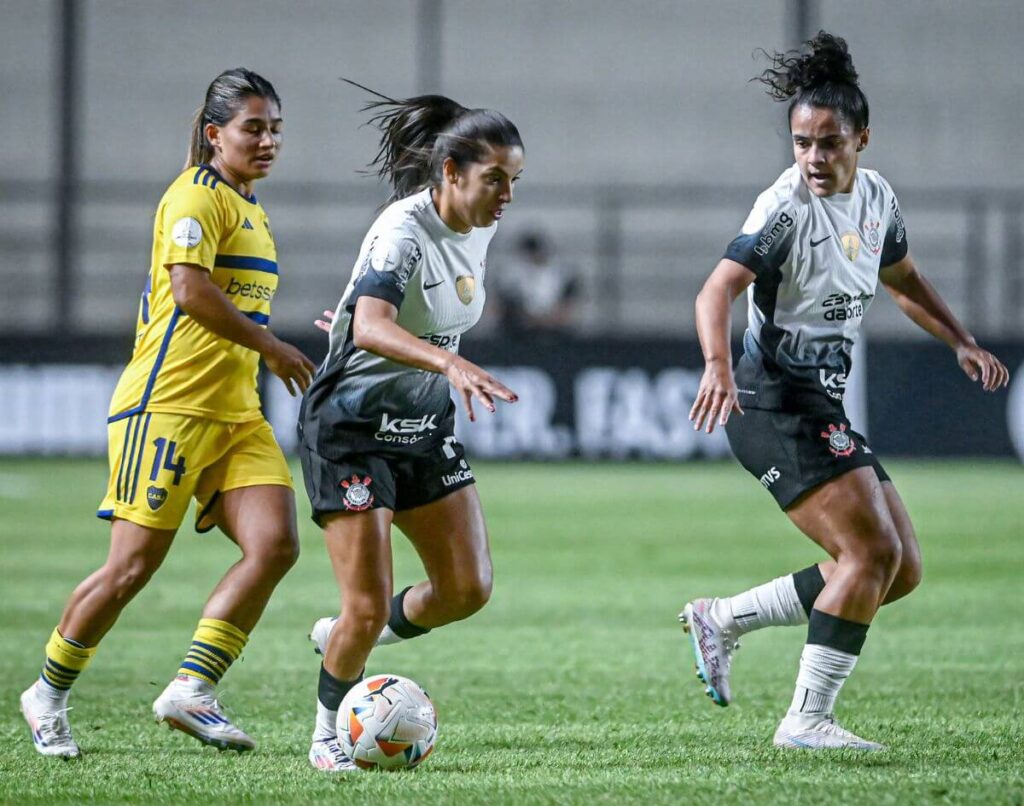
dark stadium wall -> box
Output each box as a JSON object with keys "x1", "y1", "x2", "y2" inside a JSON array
[{"x1": 1, "y1": 336, "x2": 1022, "y2": 459}]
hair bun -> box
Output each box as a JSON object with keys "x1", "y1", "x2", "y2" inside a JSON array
[{"x1": 802, "y1": 32, "x2": 858, "y2": 88}]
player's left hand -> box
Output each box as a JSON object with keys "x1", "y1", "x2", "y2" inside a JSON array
[
  {"x1": 314, "y1": 309, "x2": 335, "y2": 333},
  {"x1": 956, "y1": 342, "x2": 1010, "y2": 391}
]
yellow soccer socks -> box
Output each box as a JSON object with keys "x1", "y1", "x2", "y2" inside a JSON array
[
  {"x1": 178, "y1": 618, "x2": 248, "y2": 685},
  {"x1": 40, "y1": 627, "x2": 97, "y2": 695}
]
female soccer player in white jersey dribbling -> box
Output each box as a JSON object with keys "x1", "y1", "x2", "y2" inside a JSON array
[
  {"x1": 20, "y1": 69, "x2": 315, "y2": 758},
  {"x1": 681, "y1": 32, "x2": 1009, "y2": 750},
  {"x1": 298, "y1": 83, "x2": 523, "y2": 772}
]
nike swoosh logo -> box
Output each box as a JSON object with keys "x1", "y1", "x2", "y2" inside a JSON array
[
  {"x1": 810, "y1": 236, "x2": 831, "y2": 247},
  {"x1": 423, "y1": 280, "x2": 445, "y2": 290}
]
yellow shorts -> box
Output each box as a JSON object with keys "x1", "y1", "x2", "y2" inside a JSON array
[{"x1": 98, "y1": 412, "x2": 292, "y2": 532}]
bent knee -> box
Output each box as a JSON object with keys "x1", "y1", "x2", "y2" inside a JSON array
[
  {"x1": 844, "y1": 528, "x2": 903, "y2": 578},
  {"x1": 245, "y1": 532, "x2": 300, "y2": 574},
  {"x1": 888, "y1": 553, "x2": 921, "y2": 598},
  {"x1": 340, "y1": 598, "x2": 390, "y2": 640},
  {"x1": 440, "y1": 575, "x2": 493, "y2": 619},
  {"x1": 103, "y1": 557, "x2": 159, "y2": 600}
]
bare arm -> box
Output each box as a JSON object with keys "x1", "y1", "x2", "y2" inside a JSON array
[
  {"x1": 689, "y1": 258, "x2": 756, "y2": 433},
  {"x1": 879, "y1": 254, "x2": 1009, "y2": 391},
  {"x1": 352, "y1": 296, "x2": 517, "y2": 421},
  {"x1": 168, "y1": 263, "x2": 316, "y2": 395}
]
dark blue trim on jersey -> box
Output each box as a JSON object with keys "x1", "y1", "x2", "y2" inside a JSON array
[
  {"x1": 241, "y1": 310, "x2": 270, "y2": 325},
  {"x1": 107, "y1": 307, "x2": 183, "y2": 423},
  {"x1": 197, "y1": 164, "x2": 257, "y2": 204},
  {"x1": 195, "y1": 490, "x2": 221, "y2": 533},
  {"x1": 141, "y1": 274, "x2": 152, "y2": 325},
  {"x1": 96, "y1": 509, "x2": 114, "y2": 521},
  {"x1": 214, "y1": 254, "x2": 278, "y2": 274}
]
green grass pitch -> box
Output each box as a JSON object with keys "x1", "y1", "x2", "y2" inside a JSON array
[{"x1": 1, "y1": 458, "x2": 1022, "y2": 804}]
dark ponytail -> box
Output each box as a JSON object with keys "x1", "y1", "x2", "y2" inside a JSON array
[
  {"x1": 344, "y1": 79, "x2": 523, "y2": 205},
  {"x1": 755, "y1": 31, "x2": 869, "y2": 131},
  {"x1": 186, "y1": 68, "x2": 281, "y2": 168}
]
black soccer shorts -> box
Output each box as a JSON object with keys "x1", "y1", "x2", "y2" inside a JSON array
[
  {"x1": 299, "y1": 436, "x2": 476, "y2": 525},
  {"x1": 725, "y1": 407, "x2": 890, "y2": 510}
]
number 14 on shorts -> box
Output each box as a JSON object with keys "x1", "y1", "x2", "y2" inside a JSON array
[{"x1": 150, "y1": 438, "x2": 187, "y2": 486}]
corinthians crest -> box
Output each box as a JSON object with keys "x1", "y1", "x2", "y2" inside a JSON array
[
  {"x1": 455, "y1": 275, "x2": 475, "y2": 305},
  {"x1": 340, "y1": 474, "x2": 374, "y2": 511},
  {"x1": 821, "y1": 423, "x2": 856, "y2": 457}
]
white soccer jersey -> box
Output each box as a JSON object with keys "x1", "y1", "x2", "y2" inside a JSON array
[
  {"x1": 300, "y1": 189, "x2": 494, "y2": 458},
  {"x1": 724, "y1": 164, "x2": 908, "y2": 412}
]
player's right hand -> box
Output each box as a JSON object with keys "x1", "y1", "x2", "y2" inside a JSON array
[
  {"x1": 690, "y1": 360, "x2": 743, "y2": 434},
  {"x1": 445, "y1": 356, "x2": 518, "y2": 422},
  {"x1": 263, "y1": 337, "x2": 316, "y2": 396},
  {"x1": 314, "y1": 309, "x2": 334, "y2": 334}
]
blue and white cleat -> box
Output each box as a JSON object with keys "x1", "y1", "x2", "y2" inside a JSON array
[
  {"x1": 309, "y1": 617, "x2": 337, "y2": 656},
  {"x1": 20, "y1": 682, "x2": 80, "y2": 758},
  {"x1": 679, "y1": 598, "x2": 739, "y2": 707},
  {"x1": 309, "y1": 736, "x2": 358, "y2": 772},
  {"x1": 153, "y1": 676, "x2": 255, "y2": 752},
  {"x1": 773, "y1": 713, "x2": 885, "y2": 750}
]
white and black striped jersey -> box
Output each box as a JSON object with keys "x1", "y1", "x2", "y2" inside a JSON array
[
  {"x1": 299, "y1": 189, "x2": 493, "y2": 458},
  {"x1": 725, "y1": 165, "x2": 908, "y2": 413}
]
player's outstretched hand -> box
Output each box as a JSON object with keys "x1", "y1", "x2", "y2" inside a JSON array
[
  {"x1": 263, "y1": 336, "x2": 316, "y2": 396},
  {"x1": 956, "y1": 342, "x2": 1010, "y2": 392},
  {"x1": 690, "y1": 359, "x2": 743, "y2": 434},
  {"x1": 314, "y1": 309, "x2": 334, "y2": 334},
  {"x1": 445, "y1": 356, "x2": 518, "y2": 422}
]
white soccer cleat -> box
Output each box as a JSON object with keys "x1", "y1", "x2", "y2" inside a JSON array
[
  {"x1": 679, "y1": 598, "x2": 739, "y2": 707},
  {"x1": 153, "y1": 676, "x2": 255, "y2": 752},
  {"x1": 773, "y1": 712, "x2": 886, "y2": 750},
  {"x1": 309, "y1": 737, "x2": 359, "y2": 772},
  {"x1": 309, "y1": 617, "x2": 337, "y2": 656},
  {"x1": 20, "y1": 682, "x2": 81, "y2": 758}
]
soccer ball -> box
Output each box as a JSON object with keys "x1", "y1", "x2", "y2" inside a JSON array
[{"x1": 337, "y1": 674, "x2": 437, "y2": 770}]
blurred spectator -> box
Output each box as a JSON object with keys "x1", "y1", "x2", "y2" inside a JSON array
[{"x1": 493, "y1": 232, "x2": 581, "y2": 335}]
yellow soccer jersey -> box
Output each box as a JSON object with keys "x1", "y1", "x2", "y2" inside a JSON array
[{"x1": 108, "y1": 164, "x2": 279, "y2": 424}]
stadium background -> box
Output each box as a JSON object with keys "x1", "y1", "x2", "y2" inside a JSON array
[
  {"x1": 1, "y1": 2, "x2": 1022, "y2": 804},
  {"x1": 2, "y1": 0, "x2": 1023, "y2": 459}
]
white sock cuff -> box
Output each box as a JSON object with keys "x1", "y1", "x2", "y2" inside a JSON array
[{"x1": 313, "y1": 700, "x2": 338, "y2": 741}]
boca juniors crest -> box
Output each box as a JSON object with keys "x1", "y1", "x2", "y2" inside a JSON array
[
  {"x1": 146, "y1": 486, "x2": 168, "y2": 510},
  {"x1": 340, "y1": 474, "x2": 374, "y2": 511}
]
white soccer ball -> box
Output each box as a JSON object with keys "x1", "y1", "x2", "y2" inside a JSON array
[{"x1": 337, "y1": 674, "x2": 438, "y2": 770}]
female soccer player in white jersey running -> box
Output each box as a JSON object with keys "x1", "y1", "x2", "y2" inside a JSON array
[
  {"x1": 20, "y1": 69, "x2": 315, "y2": 758},
  {"x1": 298, "y1": 83, "x2": 523, "y2": 772},
  {"x1": 681, "y1": 32, "x2": 1009, "y2": 750}
]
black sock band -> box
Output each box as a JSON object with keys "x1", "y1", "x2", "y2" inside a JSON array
[
  {"x1": 792, "y1": 564, "x2": 827, "y2": 616},
  {"x1": 318, "y1": 664, "x2": 362, "y2": 710},
  {"x1": 388, "y1": 586, "x2": 430, "y2": 640},
  {"x1": 807, "y1": 609, "x2": 870, "y2": 656}
]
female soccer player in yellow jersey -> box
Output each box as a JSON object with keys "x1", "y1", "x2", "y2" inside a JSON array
[{"x1": 20, "y1": 68, "x2": 316, "y2": 757}]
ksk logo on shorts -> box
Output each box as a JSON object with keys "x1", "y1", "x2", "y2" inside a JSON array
[
  {"x1": 821, "y1": 423, "x2": 855, "y2": 457},
  {"x1": 340, "y1": 474, "x2": 374, "y2": 511}
]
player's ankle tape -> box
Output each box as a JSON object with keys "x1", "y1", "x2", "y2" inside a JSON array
[
  {"x1": 807, "y1": 609, "x2": 869, "y2": 656},
  {"x1": 318, "y1": 664, "x2": 362, "y2": 710},
  {"x1": 792, "y1": 564, "x2": 827, "y2": 616},
  {"x1": 389, "y1": 586, "x2": 430, "y2": 639}
]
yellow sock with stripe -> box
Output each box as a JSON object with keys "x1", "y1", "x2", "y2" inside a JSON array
[
  {"x1": 178, "y1": 618, "x2": 248, "y2": 685},
  {"x1": 41, "y1": 627, "x2": 97, "y2": 694}
]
